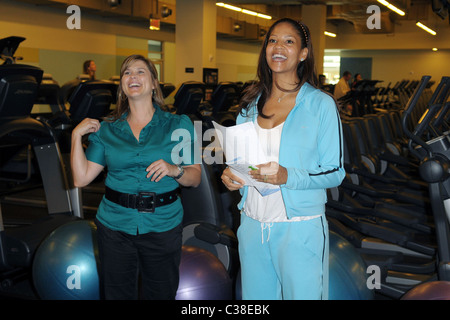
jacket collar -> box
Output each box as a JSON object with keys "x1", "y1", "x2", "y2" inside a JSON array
[{"x1": 245, "y1": 82, "x2": 315, "y2": 120}]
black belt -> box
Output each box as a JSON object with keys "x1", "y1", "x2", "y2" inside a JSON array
[{"x1": 105, "y1": 186, "x2": 179, "y2": 213}]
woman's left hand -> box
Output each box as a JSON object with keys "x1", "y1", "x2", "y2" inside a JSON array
[
  {"x1": 248, "y1": 161, "x2": 288, "y2": 185},
  {"x1": 146, "y1": 159, "x2": 179, "y2": 182}
]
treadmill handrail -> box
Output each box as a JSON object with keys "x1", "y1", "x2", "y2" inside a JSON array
[
  {"x1": 413, "y1": 77, "x2": 450, "y2": 140},
  {"x1": 0, "y1": 117, "x2": 54, "y2": 140},
  {"x1": 401, "y1": 75, "x2": 432, "y2": 159}
]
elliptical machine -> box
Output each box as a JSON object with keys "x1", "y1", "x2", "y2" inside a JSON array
[
  {"x1": 327, "y1": 75, "x2": 450, "y2": 299},
  {"x1": 0, "y1": 36, "x2": 79, "y2": 293},
  {"x1": 401, "y1": 75, "x2": 450, "y2": 282},
  {"x1": 0, "y1": 36, "x2": 25, "y2": 65}
]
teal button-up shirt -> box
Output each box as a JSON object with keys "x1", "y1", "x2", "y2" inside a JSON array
[{"x1": 85, "y1": 105, "x2": 198, "y2": 235}]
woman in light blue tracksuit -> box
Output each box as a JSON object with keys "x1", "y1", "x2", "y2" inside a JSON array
[{"x1": 221, "y1": 18, "x2": 345, "y2": 300}]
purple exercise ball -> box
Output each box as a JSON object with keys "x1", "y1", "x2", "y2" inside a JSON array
[
  {"x1": 176, "y1": 245, "x2": 232, "y2": 300},
  {"x1": 401, "y1": 281, "x2": 450, "y2": 300}
]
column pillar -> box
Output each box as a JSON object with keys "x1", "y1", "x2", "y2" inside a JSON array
[
  {"x1": 301, "y1": 5, "x2": 326, "y2": 75},
  {"x1": 175, "y1": 0, "x2": 216, "y2": 86}
]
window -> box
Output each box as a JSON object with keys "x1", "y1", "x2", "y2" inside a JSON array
[
  {"x1": 323, "y1": 50, "x2": 341, "y2": 85},
  {"x1": 148, "y1": 40, "x2": 163, "y2": 82}
]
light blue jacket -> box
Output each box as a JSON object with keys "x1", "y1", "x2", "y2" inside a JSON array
[{"x1": 237, "y1": 82, "x2": 345, "y2": 218}]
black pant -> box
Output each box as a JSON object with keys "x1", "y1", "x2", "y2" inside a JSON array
[{"x1": 95, "y1": 219, "x2": 182, "y2": 300}]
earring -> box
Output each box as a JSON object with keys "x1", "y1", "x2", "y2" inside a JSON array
[{"x1": 300, "y1": 58, "x2": 304, "y2": 62}]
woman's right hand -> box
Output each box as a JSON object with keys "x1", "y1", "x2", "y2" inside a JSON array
[
  {"x1": 72, "y1": 118, "x2": 101, "y2": 138},
  {"x1": 70, "y1": 118, "x2": 104, "y2": 188},
  {"x1": 221, "y1": 167, "x2": 245, "y2": 191}
]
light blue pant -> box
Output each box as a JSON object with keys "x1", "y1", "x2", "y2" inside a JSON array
[{"x1": 237, "y1": 213, "x2": 328, "y2": 300}]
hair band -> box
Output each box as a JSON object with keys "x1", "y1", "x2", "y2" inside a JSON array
[{"x1": 298, "y1": 22, "x2": 308, "y2": 45}]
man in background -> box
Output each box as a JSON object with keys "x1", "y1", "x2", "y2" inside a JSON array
[{"x1": 334, "y1": 71, "x2": 351, "y2": 100}]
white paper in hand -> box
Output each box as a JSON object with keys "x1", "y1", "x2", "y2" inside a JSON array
[
  {"x1": 212, "y1": 121, "x2": 280, "y2": 196},
  {"x1": 212, "y1": 121, "x2": 266, "y2": 164},
  {"x1": 226, "y1": 161, "x2": 280, "y2": 196}
]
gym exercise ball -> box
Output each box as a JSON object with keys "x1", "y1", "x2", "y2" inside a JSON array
[
  {"x1": 329, "y1": 231, "x2": 374, "y2": 300},
  {"x1": 401, "y1": 281, "x2": 450, "y2": 300},
  {"x1": 32, "y1": 220, "x2": 100, "y2": 300},
  {"x1": 176, "y1": 245, "x2": 232, "y2": 300}
]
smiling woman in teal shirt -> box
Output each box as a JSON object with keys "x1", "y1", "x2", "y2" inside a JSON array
[
  {"x1": 70, "y1": 54, "x2": 201, "y2": 300},
  {"x1": 86, "y1": 106, "x2": 196, "y2": 235}
]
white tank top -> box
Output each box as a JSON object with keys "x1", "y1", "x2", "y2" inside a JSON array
[{"x1": 243, "y1": 119, "x2": 320, "y2": 223}]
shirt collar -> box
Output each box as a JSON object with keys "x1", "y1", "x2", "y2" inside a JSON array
[{"x1": 112, "y1": 104, "x2": 168, "y2": 132}]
